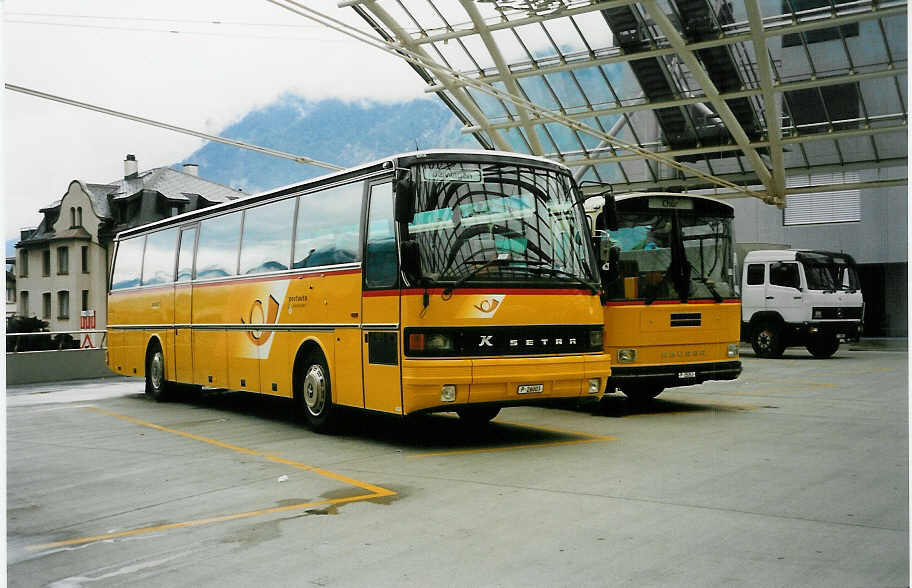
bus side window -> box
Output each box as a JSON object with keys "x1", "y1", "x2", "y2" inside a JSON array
[
  {"x1": 111, "y1": 236, "x2": 145, "y2": 290},
  {"x1": 746, "y1": 263, "x2": 765, "y2": 286},
  {"x1": 364, "y1": 182, "x2": 397, "y2": 289},
  {"x1": 141, "y1": 228, "x2": 179, "y2": 286},
  {"x1": 240, "y1": 198, "x2": 295, "y2": 274},
  {"x1": 176, "y1": 227, "x2": 197, "y2": 283},
  {"x1": 294, "y1": 182, "x2": 363, "y2": 269},
  {"x1": 196, "y1": 211, "x2": 243, "y2": 279}
]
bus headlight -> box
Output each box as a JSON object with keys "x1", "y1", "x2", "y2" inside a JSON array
[
  {"x1": 588, "y1": 378, "x2": 601, "y2": 394},
  {"x1": 441, "y1": 385, "x2": 457, "y2": 402},
  {"x1": 617, "y1": 348, "x2": 636, "y2": 363},
  {"x1": 408, "y1": 332, "x2": 454, "y2": 352},
  {"x1": 727, "y1": 343, "x2": 739, "y2": 358}
]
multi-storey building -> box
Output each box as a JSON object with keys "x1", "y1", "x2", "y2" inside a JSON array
[{"x1": 15, "y1": 155, "x2": 241, "y2": 344}]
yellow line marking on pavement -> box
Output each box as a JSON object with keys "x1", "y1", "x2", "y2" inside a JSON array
[
  {"x1": 26, "y1": 407, "x2": 395, "y2": 552},
  {"x1": 409, "y1": 419, "x2": 616, "y2": 458}
]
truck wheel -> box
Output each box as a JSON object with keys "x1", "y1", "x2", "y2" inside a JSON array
[
  {"x1": 295, "y1": 352, "x2": 338, "y2": 433},
  {"x1": 751, "y1": 323, "x2": 784, "y2": 358},
  {"x1": 620, "y1": 385, "x2": 663, "y2": 404},
  {"x1": 806, "y1": 335, "x2": 840, "y2": 359}
]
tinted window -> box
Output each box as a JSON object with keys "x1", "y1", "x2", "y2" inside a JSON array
[
  {"x1": 196, "y1": 211, "x2": 242, "y2": 279},
  {"x1": 770, "y1": 262, "x2": 801, "y2": 289},
  {"x1": 293, "y1": 182, "x2": 362, "y2": 269},
  {"x1": 240, "y1": 198, "x2": 295, "y2": 274},
  {"x1": 111, "y1": 237, "x2": 145, "y2": 290},
  {"x1": 364, "y1": 182, "x2": 397, "y2": 289},
  {"x1": 176, "y1": 227, "x2": 196, "y2": 283},
  {"x1": 142, "y1": 228, "x2": 178, "y2": 286},
  {"x1": 746, "y1": 264, "x2": 765, "y2": 286}
]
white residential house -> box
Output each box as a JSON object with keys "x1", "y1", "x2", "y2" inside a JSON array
[{"x1": 15, "y1": 154, "x2": 241, "y2": 346}]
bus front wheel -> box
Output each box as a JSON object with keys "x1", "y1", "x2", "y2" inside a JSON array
[
  {"x1": 145, "y1": 341, "x2": 170, "y2": 402},
  {"x1": 296, "y1": 352, "x2": 338, "y2": 433}
]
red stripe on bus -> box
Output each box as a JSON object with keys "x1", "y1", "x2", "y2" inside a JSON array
[{"x1": 364, "y1": 287, "x2": 596, "y2": 297}]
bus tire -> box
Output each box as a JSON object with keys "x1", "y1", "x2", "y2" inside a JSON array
[
  {"x1": 145, "y1": 340, "x2": 170, "y2": 402},
  {"x1": 806, "y1": 334, "x2": 840, "y2": 359},
  {"x1": 295, "y1": 352, "x2": 338, "y2": 433},
  {"x1": 620, "y1": 385, "x2": 663, "y2": 404},
  {"x1": 751, "y1": 322, "x2": 785, "y2": 358},
  {"x1": 456, "y1": 405, "x2": 500, "y2": 426}
]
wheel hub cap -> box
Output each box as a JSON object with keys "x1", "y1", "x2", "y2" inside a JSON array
[{"x1": 303, "y1": 365, "x2": 326, "y2": 415}]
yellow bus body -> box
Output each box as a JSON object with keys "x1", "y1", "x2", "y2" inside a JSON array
[{"x1": 108, "y1": 273, "x2": 609, "y2": 414}]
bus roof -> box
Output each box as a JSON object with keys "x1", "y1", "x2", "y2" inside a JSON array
[{"x1": 115, "y1": 149, "x2": 571, "y2": 241}]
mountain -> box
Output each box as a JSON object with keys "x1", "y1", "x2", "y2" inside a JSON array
[{"x1": 177, "y1": 95, "x2": 478, "y2": 194}]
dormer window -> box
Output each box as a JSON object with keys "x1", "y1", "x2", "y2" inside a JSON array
[
  {"x1": 77, "y1": 207, "x2": 83, "y2": 226},
  {"x1": 70, "y1": 207, "x2": 76, "y2": 227}
]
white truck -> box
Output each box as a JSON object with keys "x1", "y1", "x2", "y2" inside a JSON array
[{"x1": 741, "y1": 250, "x2": 864, "y2": 358}]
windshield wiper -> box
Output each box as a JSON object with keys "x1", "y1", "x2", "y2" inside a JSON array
[
  {"x1": 442, "y1": 254, "x2": 512, "y2": 296},
  {"x1": 523, "y1": 265, "x2": 599, "y2": 295}
]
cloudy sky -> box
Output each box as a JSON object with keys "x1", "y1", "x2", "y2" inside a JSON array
[{"x1": 2, "y1": 1, "x2": 430, "y2": 238}]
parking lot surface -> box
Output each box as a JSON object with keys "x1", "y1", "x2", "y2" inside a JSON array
[{"x1": 7, "y1": 346, "x2": 909, "y2": 587}]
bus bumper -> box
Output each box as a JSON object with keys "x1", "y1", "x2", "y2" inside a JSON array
[
  {"x1": 607, "y1": 360, "x2": 742, "y2": 391},
  {"x1": 402, "y1": 353, "x2": 612, "y2": 414}
]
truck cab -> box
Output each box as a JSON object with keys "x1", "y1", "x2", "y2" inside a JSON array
[{"x1": 741, "y1": 250, "x2": 864, "y2": 358}]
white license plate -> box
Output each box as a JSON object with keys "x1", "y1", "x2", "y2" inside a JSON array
[
  {"x1": 517, "y1": 384, "x2": 543, "y2": 395},
  {"x1": 678, "y1": 371, "x2": 696, "y2": 379}
]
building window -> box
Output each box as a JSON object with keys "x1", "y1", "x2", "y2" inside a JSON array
[
  {"x1": 81, "y1": 246, "x2": 89, "y2": 273},
  {"x1": 784, "y1": 172, "x2": 862, "y2": 225},
  {"x1": 782, "y1": 0, "x2": 859, "y2": 47},
  {"x1": 57, "y1": 246, "x2": 69, "y2": 275},
  {"x1": 77, "y1": 207, "x2": 83, "y2": 226},
  {"x1": 70, "y1": 207, "x2": 76, "y2": 227},
  {"x1": 20, "y1": 291, "x2": 29, "y2": 316},
  {"x1": 57, "y1": 291, "x2": 69, "y2": 319},
  {"x1": 42, "y1": 250, "x2": 50, "y2": 276},
  {"x1": 19, "y1": 251, "x2": 28, "y2": 277},
  {"x1": 81, "y1": 289, "x2": 89, "y2": 312},
  {"x1": 7, "y1": 286, "x2": 16, "y2": 303},
  {"x1": 42, "y1": 292, "x2": 51, "y2": 318}
]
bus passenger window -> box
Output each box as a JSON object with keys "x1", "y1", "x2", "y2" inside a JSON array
[
  {"x1": 294, "y1": 182, "x2": 362, "y2": 268},
  {"x1": 364, "y1": 182, "x2": 396, "y2": 289},
  {"x1": 111, "y1": 236, "x2": 145, "y2": 290},
  {"x1": 176, "y1": 227, "x2": 196, "y2": 283},
  {"x1": 196, "y1": 211, "x2": 242, "y2": 279},
  {"x1": 141, "y1": 228, "x2": 178, "y2": 286},
  {"x1": 240, "y1": 198, "x2": 295, "y2": 274}
]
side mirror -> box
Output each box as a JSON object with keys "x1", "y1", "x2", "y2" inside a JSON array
[
  {"x1": 400, "y1": 239, "x2": 421, "y2": 283},
  {"x1": 394, "y1": 169, "x2": 414, "y2": 223},
  {"x1": 602, "y1": 193, "x2": 618, "y2": 232}
]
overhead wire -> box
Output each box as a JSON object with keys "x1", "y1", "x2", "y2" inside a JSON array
[
  {"x1": 4, "y1": 83, "x2": 344, "y2": 171},
  {"x1": 264, "y1": 0, "x2": 767, "y2": 200}
]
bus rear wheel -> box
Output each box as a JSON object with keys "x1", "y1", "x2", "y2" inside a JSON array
[
  {"x1": 296, "y1": 352, "x2": 338, "y2": 433},
  {"x1": 456, "y1": 405, "x2": 500, "y2": 426},
  {"x1": 806, "y1": 334, "x2": 840, "y2": 359},
  {"x1": 145, "y1": 341, "x2": 170, "y2": 402}
]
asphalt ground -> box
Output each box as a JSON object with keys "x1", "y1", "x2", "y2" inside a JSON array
[{"x1": 6, "y1": 344, "x2": 909, "y2": 587}]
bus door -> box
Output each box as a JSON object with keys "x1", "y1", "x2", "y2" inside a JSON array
[
  {"x1": 173, "y1": 225, "x2": 196, "y2": 382},
  {"x1": 361, "y1": 181, "x2": 403, "y2": 414}
]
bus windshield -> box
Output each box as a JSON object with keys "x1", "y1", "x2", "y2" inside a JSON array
[
  {"x1": 407, "y1": 162, "x2": 596, "y2": 290},
  {"x1": 607, "y1": 208, "x2": 735, "y2": 302}
]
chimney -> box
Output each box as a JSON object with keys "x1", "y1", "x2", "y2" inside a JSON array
[
  {"x1": 124, "y1": 154, "x2": 138, "y2": 179},
  {"x1": 182, "y1": 163, "x2": 199, "y2": 177}
]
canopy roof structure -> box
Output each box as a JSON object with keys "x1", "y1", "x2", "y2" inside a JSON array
[{"x1": 342, "y1": 0, "x2": 907, "y2": 206}]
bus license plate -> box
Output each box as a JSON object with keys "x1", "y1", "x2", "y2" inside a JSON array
[
  {"x1": 678, "y1": 371, "x2": 696, "y2": 379},
  {"x1": 518, "y1": 384, "x2": 543, "y2": 395}
]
